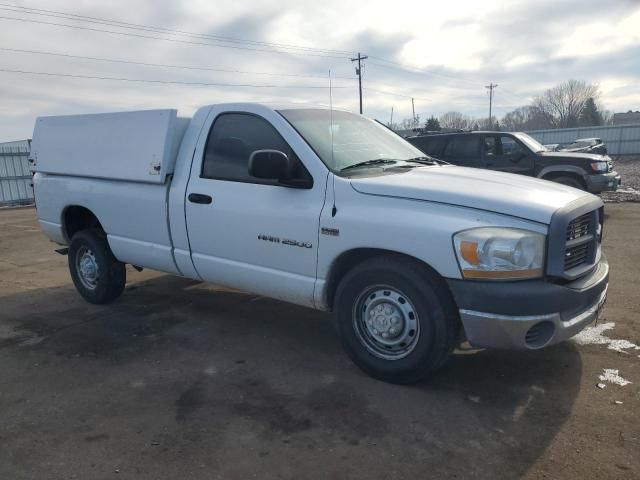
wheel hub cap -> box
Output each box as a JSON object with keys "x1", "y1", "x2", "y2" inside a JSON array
[
  {"x1": 76, "y1": 247, "x2": 99, "y2": 290},
  {"x1": 354, "y1": 287, "x2": 420, "y2": 360}
]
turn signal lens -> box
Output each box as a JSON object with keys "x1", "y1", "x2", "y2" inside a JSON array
[{"x1": 460, "y1": 240, "x2": 480, "y2": 265}]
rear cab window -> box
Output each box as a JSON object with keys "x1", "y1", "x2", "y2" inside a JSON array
[{"x1": 409, "y1": 136, "x2": 446, "y2": 157}]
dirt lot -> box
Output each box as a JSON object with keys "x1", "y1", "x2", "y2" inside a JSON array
[{"x1": 1, "y1": 206, "x2": 638, "y2": 480}]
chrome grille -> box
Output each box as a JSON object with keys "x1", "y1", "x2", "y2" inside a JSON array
[
  {"x1": 564, "y1": 243, "x2": 590, "y2": 270},
  {"x1": 566, "y1": 213, "x2": 591, "y2": 241},
  {"x1": 546, "y1": 198, "x2": 603, "y2": 281},
  {"x1": 563, "y1": 211, "x2": 596, "y2": 273}
]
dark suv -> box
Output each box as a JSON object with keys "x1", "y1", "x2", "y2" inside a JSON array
[{"x1": 406, "y1": 131, "x2": 621, "y2": 193}]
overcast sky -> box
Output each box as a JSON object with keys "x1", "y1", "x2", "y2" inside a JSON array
[{"x1": 1, "y1": 0, "x2": 639, "y2": 141}]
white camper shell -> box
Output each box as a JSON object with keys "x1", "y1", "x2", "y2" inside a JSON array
[{"x1": 30, "y1": 110, "x2": 189, "y2": 184}]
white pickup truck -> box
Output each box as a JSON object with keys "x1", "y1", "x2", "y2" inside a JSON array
[{"x1": 30, "y1": 104, "x2": 609, "y2": 383}]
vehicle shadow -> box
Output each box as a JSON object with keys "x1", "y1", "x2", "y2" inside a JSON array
[{"x1": 0, "y1": 274, "x2": 582, "y2": 480}]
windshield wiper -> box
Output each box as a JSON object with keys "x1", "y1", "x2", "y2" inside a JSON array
[
  {"x1": 404, "y1": 156, "x2": 447, "y2": 165},
  {"x1": 340, "y1": 158, "x2": 398, "y2": 172}
]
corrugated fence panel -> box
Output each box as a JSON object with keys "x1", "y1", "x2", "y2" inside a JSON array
[
  {"x1": 526, "y1": 124, "x2": 640, "y2": 156},
  {"x1": 0, "y1": 140, "x2": 34, "y2": 207}
]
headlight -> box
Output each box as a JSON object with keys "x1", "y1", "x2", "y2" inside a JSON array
[
  {"x1": 453, "y1": 228, "x2": 545, "y2": 280},
  {"x1": 591, "y1": 161, "x2": 608, "y2": 173}
]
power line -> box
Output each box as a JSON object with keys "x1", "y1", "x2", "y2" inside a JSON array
[
  {"x1": 0, "y1": 67, "x2": 353, "y2": 88},
  {"x1": 0, "y1": 3, "x2": 353, "y2": 56},
  {"x1": 364, "y1": 87, "x2": 522, "y2": 111},
  {"x1": 363, "y1": 87, "x2": 433, "y2": 102},
  {"x1": 368, "y1": 56, "x2": 534, "y2": 105},
  {"x1": 0, "y1": 15, "x2": 350, "y2": 59},
  {"x1": 500, "y1": 87, "x2": 532, "y2": 105},
  {"x1": 367, "y1": 56, "x2": 480, "y2": 88},
  {"x1": 0, "y1": 47, "x2": 356, "y2": 80}
]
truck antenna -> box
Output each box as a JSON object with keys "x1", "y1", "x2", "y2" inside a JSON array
[{"x1": 329, "y1": 70, "x2": 337, "y2": 217}]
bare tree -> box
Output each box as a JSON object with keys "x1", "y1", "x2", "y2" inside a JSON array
[
  {"x1": 533, "y1": 80, "x2": 599, "y2": 128},
  {"x1": 396, "y1": 114, "x2": 422, "y2": 131},
  {"x1": 501, "y1": 106, "x2": 554, "y2": 131},
  {"x1": 439, "y1": 111, "x2": 474, "y2": 129}
]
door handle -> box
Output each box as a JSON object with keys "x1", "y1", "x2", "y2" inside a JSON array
[{"x1": 188, "y1": 193, "x2": 213, "y2": 204}]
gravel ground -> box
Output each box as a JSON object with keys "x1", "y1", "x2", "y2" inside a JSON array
[{"x1": 601, "y1": 156, "x2": 640, "y2": 203}]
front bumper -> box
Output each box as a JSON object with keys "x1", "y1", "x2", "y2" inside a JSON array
[
  {"x1": 446, "y1": 257, "x2": 609, "y2": 349},
  {"x1": 586, "y1": 171, "x2": 621, "y2": 193}
]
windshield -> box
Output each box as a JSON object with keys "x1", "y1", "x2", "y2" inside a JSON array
[
  {"x1": 514, "y1": 132, "x2": 547, "y2": 153},
  {"x1": 278, "y1": 108, "x2": 426, "y2": 172}
]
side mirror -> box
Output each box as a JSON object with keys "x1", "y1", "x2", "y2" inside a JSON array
[
  {"x1": 249, "y1": 150, "x2": 293, "y2": 181},
  {"x1": 248, "y1": 150, "x2": 313, "y2": 189}
]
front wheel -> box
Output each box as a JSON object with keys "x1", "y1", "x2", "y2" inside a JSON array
[
  {"x1": 68, "y1": 229, "x2": 126, "y2": 304},
  {"x1": 551, "y1": 176, "x2": 585, "y2": 190},
  {"x1": 335, "y1": 256, "x2": 459, "y2": 384}
]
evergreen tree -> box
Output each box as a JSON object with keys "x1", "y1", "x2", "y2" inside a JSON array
[
  {"x1": 425, "y1": 116, "x2": 441, "y2": 131},
  {"x1": 578, "y1": 97, "x2": 603, "y2": 126}
]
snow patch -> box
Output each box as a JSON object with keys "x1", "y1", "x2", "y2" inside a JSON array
[
  {"x1": 599, "y1": 369, "x2": 632, "y2": 386},
  {"x1": 572, "y1": 322, "x2": 640, "y2": 354},
  {"x1": 617, "y1": 187, "x2": 640, "y2": 195}
]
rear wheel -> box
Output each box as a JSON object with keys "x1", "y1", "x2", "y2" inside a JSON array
[
  {"x1": 335, "y1": 255, "x2": 459, "y2": 384},
  {"x1": 68, "y1": 229, "x2": 126, "y2": 304}
]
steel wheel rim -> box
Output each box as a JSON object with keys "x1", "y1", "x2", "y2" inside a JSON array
[
  {"x1": 76, "y1": 246, "x2": 99, "y2": 290},
  {"x1": 353, "y1": 285, "x2": 420, "y2": 360}
]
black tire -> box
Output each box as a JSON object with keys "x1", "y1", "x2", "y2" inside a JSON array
[
  {"x1": 68, "y1": 228, "x2": 126, "y2": 304},
  {"x1": 551, "y1": 176, "x2": 584, "y2": 190},
  {"x1": 334, "y1": 255, "x2": 459, "y2": 384}
]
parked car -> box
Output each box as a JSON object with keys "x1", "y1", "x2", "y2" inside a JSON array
[
  {"x1": 406, "y1": 131, "x2": 620, "y2": 193},
  {"x1": 30, "y1": 105, "x2": 608, "y2": 384},
  {"x1": 558, "y1": 137, "x2": 607, "y2": 155}
]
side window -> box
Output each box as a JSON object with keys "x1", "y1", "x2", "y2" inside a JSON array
[
  {"x1": 202, "y1": 113, "x2": 310, "y2": 184},
  {"x1": 500, "y1": 136, "x2": 526, "y2": 157},
  {"x1": 442, "y1": 137, "x2": 481, "y2": 166},
  {"x1": 483, "y1": 136, "x2": 497, "y2": 157}
]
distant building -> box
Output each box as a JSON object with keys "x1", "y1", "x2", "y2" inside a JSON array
[{"x1": 613, "y1": 110, "x2": 640, "y2": 125}]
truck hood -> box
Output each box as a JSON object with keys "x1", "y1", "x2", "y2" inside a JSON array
[
  {"x1": 349, "y1": 165, "x2": 587, "y2": 224},
  {"x1": 538, "y1": 151, "x2": 608, "y2": 161}
]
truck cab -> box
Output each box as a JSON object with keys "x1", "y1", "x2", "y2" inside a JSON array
[{"x1": 406, "y1": 131, "x2": 621, "y2": 193}]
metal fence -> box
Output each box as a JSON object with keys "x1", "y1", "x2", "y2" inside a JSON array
[
  {"x1": 0, "y1": 140, "x2": 34, "y2": 207},
  {"x1": 526, "y1": 124, "x2": 640, "y2": 156}
]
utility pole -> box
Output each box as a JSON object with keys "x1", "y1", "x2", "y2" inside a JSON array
[
  {"x1": 390, "y1": 106, "x2": 394, "y2": 127},
  {"x1": 411, "y1": 97, "x2": 416, "y2": 126},
  {"x1": 485, "y1": 83, "x2": 498, "y2": 128},
  {"x1": 351, "y1": 52, "x2": 368, "y2": 114}
]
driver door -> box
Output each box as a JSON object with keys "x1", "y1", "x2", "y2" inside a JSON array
[
  {"x1": 484, "y1": 134, "x2": 534, "y2": 175},
  {"x1": 184, "y1": 107, "x2": 327, "y2": 307}
]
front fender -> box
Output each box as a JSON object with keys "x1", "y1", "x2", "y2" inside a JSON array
[
  {"x1": 314, "y1": 183, "x2": 548, "y2": 310},
  {"x1": 537, "y1": 165, "x2": 587, "y2": 181}
]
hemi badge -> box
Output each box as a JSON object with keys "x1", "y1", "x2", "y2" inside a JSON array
[{"x1": 321, "y1": 227, "x2": 339, "y2": 236}]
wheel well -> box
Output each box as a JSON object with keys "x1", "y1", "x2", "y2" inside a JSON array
[
  {"x1": 324, "y1": 248, "x2": 444, "y2": 311},
  {"x1": 62, "y1": 206, "x2": 103, "y2": 242},
  {"x1": 543, "y1": 171, "x2": 586, "y2": 189}
]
